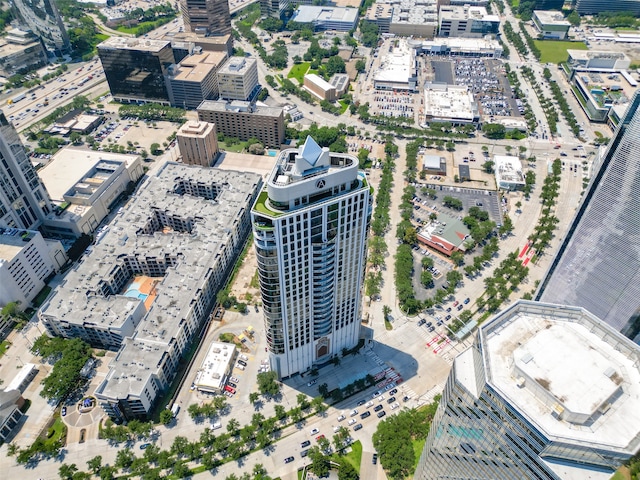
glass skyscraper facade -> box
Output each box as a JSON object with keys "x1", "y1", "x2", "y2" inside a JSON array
[
  {"x1": 98, "y1": 38, "x2": 175, "y2": 104},
  {"x1": 0, "y1": 113, "x2": 52, "y2": 229},
  {"x1": 415, "y1": 301, "x2": 640, "y2": 480},
  {"x1": 11, "y1": 0, "x2": 70, "y2": 56},
  {"x1": 536, "y1": 92, "x2": 640, "y2": 342},
  {"x1": 251, "y1": 136, "x2": 372, "y2": 379}
]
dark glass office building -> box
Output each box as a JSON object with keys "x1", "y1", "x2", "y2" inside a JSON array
[
  {"x1": 98, "y1": 38, "x2": 176, "y2": 104},
  {"x1": 11, "y1": 0, "x2": 70, "y2": 56},
  {"x1": 0, "y1": 113, "x2": 53, "y2": 229},
  {"x1": 537, "y1": 92, "x2": 640, "y2": 342},
  {"x1": 181, "y1": 0, "x2": 231, "y2": 36}
]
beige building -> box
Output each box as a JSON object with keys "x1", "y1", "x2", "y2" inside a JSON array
[
  {"x1": 217, "y1": 57, "x2": 260, "y2": 101},
  {"x1": 177, "y1": 121, "x2": 219, "y2": 167},
  {"x1": 166, "y1": 51, "x2": 228, "y2": 109},
  {"x1": 197, "y1": 100, "x2": 285, "y2": 148},
  {"x1": 303, "y1": 74, "x2": 337, "y2": 101},
  {"x1": 166, "y1": 33, "x2": 233, "y2": 59},
  {"x1": 0, "y1": 29, "x2": 47, "y2": 77}
]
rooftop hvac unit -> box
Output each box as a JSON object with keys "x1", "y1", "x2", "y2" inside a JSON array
[{"x1": 516, "y1": 377, "x2": 525, "y2": 388}]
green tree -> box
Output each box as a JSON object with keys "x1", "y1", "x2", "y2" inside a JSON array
[
  {"x1": 355, "y1": 59, "x2": 366, "y2": 73},
  {"x1": 59, "y1": 463, "x2": 78, "y2": 480},
  {"x1": 309, "y1": 447, "x2": 330, "y2": 477},
  {"x1": 86, "y1": 455, "x2": 102, "y2": 474},
  {"x1": 160, "y1": 409, "x2": 173, "y2": 425},
  {"x1": 257, "y1": 371, "x2": 280, "y2": 396},
  {"x1": 567, "y1": 10, "x2": 581, "y2": 26}
]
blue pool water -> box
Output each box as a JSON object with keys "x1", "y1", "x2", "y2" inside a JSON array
[
  {"x1": 267, "y1": 150, "x2": 277, "y2": 157},
  {"x1": 125, "y1": 288, "x2": 148, "y2": 301}
]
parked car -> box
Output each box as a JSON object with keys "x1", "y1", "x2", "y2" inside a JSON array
[
  {"x1": 377, "y1": 410, "x2": 386, "y2": 418},
  {"x1": 372, "y1": 453, "x2": 378, "y2": 464},
  {"x1": 374, "y1": 405, "x2": 383, "y2": 412},
  {"x1": 301, "y1": 440, "x2": 311, "y2": 448},
  {"x1": 284, "y1": 456, "x2": 294, "y2": 464},
  {"x1": 353, "y1": 423, "x2": 363, "y2": 431},
  {"x1": 140, "y1": 443, "x2": 151, "y2": 450},
  {"x1": 310, "y1": 428, "x2": 319, "y2": 435},
  {"x1": 360, "y1": 411, "x2": 371, "y2": 419},
  {"x1": 307, "y1": 380, "x2": 317, "y2": 387}
]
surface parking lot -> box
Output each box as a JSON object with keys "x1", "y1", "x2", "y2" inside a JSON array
[{"x1": 418, "y1": 183, "x2": 503, "y2": 226}]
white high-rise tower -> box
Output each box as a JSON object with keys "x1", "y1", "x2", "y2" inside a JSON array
[
  {"x1": 251, "y1": 136, "x2": 372, "y2": 379},
  {"x1": 0, "y1": 113, "x2": 53, "y2": 229}
]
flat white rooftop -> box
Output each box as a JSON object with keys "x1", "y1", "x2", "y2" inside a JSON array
[
  {"x1": 195, "y1": 341, "x2": 235, "y2": 392},
  {"x1": 374, "y1": 39, "x2": 415, "y2": 84},
  {"x1": 423, "y1": 84, "x2": 475, "y2": 120},
  {"x1": 39, "y1": 147, "x2": 139, "y2": 201},
  {"x1": 481, "y1": 302, "x2": 640, "y2": 454}
]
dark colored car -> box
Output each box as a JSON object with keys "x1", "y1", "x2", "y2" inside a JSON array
[
  {"x1": 445, "y1": 315, "x2": 452, "y2": 321},
  {"x1": 457, "y1": 305, "x2": 464, "y2": 311},
  {"x1": 374, "y1": 405, "x2": 383, "y2": 412},
  {"x1": 353, "y1": 423, "x2": 363, "y2": 431},
  {"x1": 389, "y1": 388, "x2": 397, "y2": 395},
  {"x1": 417, "y1": 318, "x2": 426, "y2": 326},
  {"x1": 284, "y1": 456, "x2": 294, "y2": 464},
  {"x1": 446, "y1": 307, "x2": 452, "y2": 312},
  {"x1": 360, "y1": 411, "x2": 371, "y2": 419},
  {"x1": 228, "y1": 382, "x2": 237, "y2": 389},
  {"x1": 464, "y1": 298, "x2": 470, "y2": 304},
  {"x1": 428, "y1": 326, "x2": 435, "y2": 332},
  {"x1": 372, "y1": 453, "x2": 378, "y2": 464},
  {"x1": 237, "y1": 359, "x2": 247, "y2": 367},
  {"x1": 301, "y1": 440, "x2": 311, "y2": 448},
  {"x1": 61, "y1": 407, "x2": 67, "y2": 416},
  {"x1": 387, "y1": 397, "x2": 396, "y2": 404},
  {"x1": 377, "y1": 410, "x2": 386, "y2": 418},
  {"x1": 140, "y1": 443, "x2": 151, "y2": 450},
  {"x1": 301, "y1": 449, "x2": 309, "y2": 457}
]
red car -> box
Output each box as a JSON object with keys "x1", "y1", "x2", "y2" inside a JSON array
[
  {"x1": 224, "y1": 385, "x2": 236, "y2": 394},
  {"x1": 453, "y1": 301, "x2": 459, "y2": 307},
  {"x1": 316, "y1": 434, "x2": 325, "y2": 442}
]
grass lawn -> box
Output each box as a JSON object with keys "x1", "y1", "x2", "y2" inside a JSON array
[
  {"x1": 611, "y1": 467, "x2": 630, "y2": 480},
  {"x1": 0, "y1": 340, "x2": 11, "y2": 357},
  {"x1": 412, "y1": 437, "x2": 427, "y2": 470},
  {"x1": 46, "y1": 416, "x2": 67, "y2": 445},
  {"x1": 534, "y1": 40, "x2": 588, "y2": 64},
  {"x1": 288, "y1": 62, "x2": 311, "y2": 85},
  {"x1": 338, "y1": 100, "x2": 350, "y2": 114},
  {"x1": 339, "y1": 440, "x2": 363, "y2": 471},
  {"x1": 219, "y1": 141, "x2": 245, "y2": 153},
  {"x1": 32, "y1": 285, "x2": 52, "y2": 308}
]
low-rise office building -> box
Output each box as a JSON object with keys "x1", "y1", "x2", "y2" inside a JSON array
[
  {"x1": 39, "y1": 148, "x2": 144, "y2": 238},
  {"x1": 567, "y1": 50, "x2": 631, "y2": 70},
  {"x1": 0, "y1": 29, "x2": 47, "y2": 77},
  {"x1": 374, "y1": 39, "x2": 418, "y2": 91},
  {"x1": 423, "y1": 84, "x2": 479, "y2": 124},
  {"x1": 167, "y1": 33, "x2": 233, "y2": 62},
  {"x1": 40, "y1": 162, "x2": 262, "y2": 420},
  {"x1": 98, "y1": 37, "x2": 175, "y2": 105},
  {"x1": 574, "y1": 0, "x2": 640, "y2": 15},
  {"x1": 390, "y1": 0, "x2": 438, "y2": 38},
  {"x1": 494, "y1": 155, "x2": 525, "y2": 190},
  {"x1": 290, "y1": 6, "x2": 359, "y2": 32},
  {"x1": 303, "y1": 73, "x2": 337, "y2": 101},
  {"x1": 364, "y1": 3, "x2": 393, "y2": 33},
  {"x1": 197, "y1": 100, "x2": 285, "y2": 148},
  {"x1": 217, "y1": 57, "x2": 260, "y2": 102},
  {"x1": 417, "y1": 212, "x2": 470, "y2": 256},
  {"x1": 0, "y1": 389, "x2": 25, "y2": 443},
  {"x1": 415, "y1": 37, "x2": 503, "y2": 57},
  {"x1": 177, "y1": 121, "x2": 219, "y2": 167},
  {"x1": 532, "y1": 10, "x2": 571, "y2": 40},
  {"x1": 422, "y1": 154, "x2": 446, "y2": 175},
  {"x1": 0, "y1": 228, "x2": 66, "y2": 306},
  {"x1": 438, "y1": 5, "x2": 499, "y2": 38},
  {"x1": 166, "y1": 51, "x2": 227, "y2": 109},
  {"x1": 194, "y1": 341, "x2": 236, "y2": 393}
]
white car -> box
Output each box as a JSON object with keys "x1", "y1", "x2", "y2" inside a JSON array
[
  {"x1": 310, "y1": 428, "x2": 319, "y2": 435},
  {"x1": 348, "y1": 418, "x2": 357, "y2": 426},
  {"x1": 333, "y1": 425, "x2": 340, "y2": 433},
  {"x1": 378, "y1": 394, "x2": 385, "y2": 402},
  {"x1": 349, "y1": 409, "x2": 358, "y2": 417},
  {"x1": 365, "y1": 401, "x2": 374, "y2": 408},
  {"x1": 390, "y1": 402, "x2": 400, "y2": 410},
  {"x1": 337, "y1": 415, "x2": 346, "y2": 422}
]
